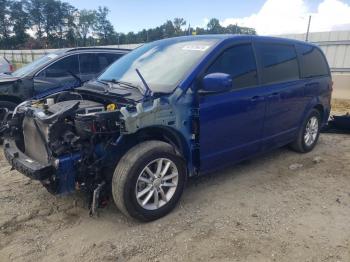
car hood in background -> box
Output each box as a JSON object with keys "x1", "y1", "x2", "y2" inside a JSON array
[{"x1": 0, "y1": 74, "x2": 21, "y2": 83}]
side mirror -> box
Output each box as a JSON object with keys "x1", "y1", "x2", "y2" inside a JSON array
[{"x1": 201, "y1": 73, "x2": 232, "y2": 93}]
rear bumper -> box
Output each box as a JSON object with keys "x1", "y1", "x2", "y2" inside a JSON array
[{"x1": 4, "y1": 139, "x2": 54, "y2": 181}]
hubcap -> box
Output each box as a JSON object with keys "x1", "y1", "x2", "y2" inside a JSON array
[
  {"x1": 135, "y1": 158, "x2": 179, "y2": 210},
  {"x1": 304, "y1": 116, "x2": 319, "y2": 146}
]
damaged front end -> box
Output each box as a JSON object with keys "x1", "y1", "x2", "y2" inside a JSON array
[
  {"x1": 3, "y1": 91, "x2": 133, "y2": 213},
  {"x1": 3, "y1": 86, "x2": 196, "y2": 215}
]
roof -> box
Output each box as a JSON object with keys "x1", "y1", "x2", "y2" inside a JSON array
[{"x1": 152, "y1": 34, "x2": 316, "y2": 47}]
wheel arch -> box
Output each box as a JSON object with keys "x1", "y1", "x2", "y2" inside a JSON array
[
  {"x1": 300, "y1": 98, "x2": 328, "y2": 128},
  {"x1": 109, "y1": 126, "x2": 191, "y2": 179},
  {"x1": 132, "y1": 126, "x2": 190, "y2": 159},
  {"x1": 313, "y1": 104, "x2": 325, "y2": 123}
]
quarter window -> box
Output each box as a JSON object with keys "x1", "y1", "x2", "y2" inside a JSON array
[
  {"x1": 298, "y1": 44, "x2": 329, "y2": 78},
  {"x1": 206, "y1": 44, "x2": 258, "y2": 90},
  {"x1": 256, "y1": 43, "x2": 299, "y2": 85}
]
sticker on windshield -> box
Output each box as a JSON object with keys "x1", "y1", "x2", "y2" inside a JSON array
[
  {"x1": 47, "y1": 54, "x2": 58, "y2": 59},
  {"x1": 182, "y1": 45, "x2": 210, "y2": 51}
]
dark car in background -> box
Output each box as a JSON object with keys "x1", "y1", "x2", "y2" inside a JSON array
[{"x1": 0, "y1": 48, "x2": 129, "y2": 110}]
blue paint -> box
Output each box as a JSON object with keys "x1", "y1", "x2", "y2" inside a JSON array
[
  {"x1": 56, "y1": 153, "x2": 81, "y2": 195},
  {"x1": 33, "y1": 80, "x2": 81, "y2": 99},
  {"x1": 190, "y1": 36, "x2": 332, "y2": 174},
  {"x1": 202, "y1": 73, "x2": 232, "y2": 93},
  {"x1": 51, "y1": 35, "x2": 332, "y2": 181}
]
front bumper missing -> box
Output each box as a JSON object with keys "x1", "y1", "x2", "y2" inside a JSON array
[{"x1": 4, "y1": 139, "x2": 54, "y2": 181}]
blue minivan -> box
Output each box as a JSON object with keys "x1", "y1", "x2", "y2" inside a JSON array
[{"x1": 4, "y1": 35, "x2": 332, "y2": 221}]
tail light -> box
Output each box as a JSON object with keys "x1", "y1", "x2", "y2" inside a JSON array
[{"x1": 9, "y1": 64, "x2": 14, "y2": 72}]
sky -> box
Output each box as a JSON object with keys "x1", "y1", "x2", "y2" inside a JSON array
[{"x1": 66, "y1": 0, "x2": 350, "y2": 35}]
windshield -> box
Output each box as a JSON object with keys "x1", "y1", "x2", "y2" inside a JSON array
[
  {"x1": 12, "y1": 52, "x2": 61, "y2": 77},
  {"x1": 99, "y1": 37, "x2": 219, "y2": 93}
]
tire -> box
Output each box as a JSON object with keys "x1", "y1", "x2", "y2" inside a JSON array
[
  {"x1": 112, "y1": 141, "x2": 186, "y2": 222},
  {"x1": 290, "y1": 109, "x2": 321, "y2": 153},
  {"x1": 0, "y1": 101, "x2": 17, "y2": 111}
]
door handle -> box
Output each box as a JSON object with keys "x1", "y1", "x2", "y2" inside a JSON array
[{"x1": 251, "y1": 95, "x2": 264, "y2": 102}]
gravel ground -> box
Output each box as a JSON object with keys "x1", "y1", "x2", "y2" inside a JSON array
[
  {"x1": 0, "y1": 101, "x2": 349, "y2": 262},
  {"x1": 0, "y1": 133, "x2": 349, "y2": 262}
]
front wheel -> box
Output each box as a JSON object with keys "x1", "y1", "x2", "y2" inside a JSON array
[
  {"x1": 112, "y1": 141, "x2": 186, "y2": 221},
  {"x1": 290, "y1": 109, "x2": 321, "y2": 153}
]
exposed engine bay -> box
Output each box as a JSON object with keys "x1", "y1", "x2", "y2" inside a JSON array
[
  {"x1": 5, "y1": 91, "x2": 135, "y2": 214},
  {"x1": 2, "y1": 84, "x2": 194, "y2": 217}
]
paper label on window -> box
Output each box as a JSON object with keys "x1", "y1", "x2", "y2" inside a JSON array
[{"x1": 182, "y1": 45, "x2": 210, "y2": 51}]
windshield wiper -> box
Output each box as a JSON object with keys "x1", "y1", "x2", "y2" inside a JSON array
[
  {"x1": 91, "y1": 79, "x2": 133, "y2": 97},
  {"x1": 100, "y1": 78, "x2": 146, "y2": 95},
  {"x1": 135, "y1": 68, "x2": 153, "y2": 98}
]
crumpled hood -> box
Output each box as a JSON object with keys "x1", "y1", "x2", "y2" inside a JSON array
[{"x1": 0, "y1": 74, "x2": 20, "y2": 84}]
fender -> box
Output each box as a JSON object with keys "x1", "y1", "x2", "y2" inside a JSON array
[{"x1": 299, "y1": 96, "x2": 325, "y2": 128}]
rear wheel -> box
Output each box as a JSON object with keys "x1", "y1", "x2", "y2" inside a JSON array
[
  {"x1": 290, "y1": 109, "x2": 321, "y2": 153},
  {"x1": 112, "y1": 141, "x2": 186, "y2": 221}
]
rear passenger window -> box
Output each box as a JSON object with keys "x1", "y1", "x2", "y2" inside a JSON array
[
  {"x1": 256, "y1": 43, "x2": 299, "y2": 84},
  {"x1": 298, "y1": 45, "x2": 329, "y2": 78},
  {"x1": 207, "y1": 44, "x2": 258, "y2": 89}
]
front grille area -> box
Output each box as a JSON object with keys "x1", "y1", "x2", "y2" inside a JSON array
[{"x1": 23, "y1": 117, "x2": 50, "y2": 164}]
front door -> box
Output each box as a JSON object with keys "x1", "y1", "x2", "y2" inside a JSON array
[{"x1": 199, "y1": 43, "x2": 266, "y2": 173}]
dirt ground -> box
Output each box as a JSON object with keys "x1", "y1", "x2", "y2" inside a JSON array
[
  {"x1": 332, "y1": 99, "x2": 350, "y2": 115},
  {"x1": 0, "y1": 102, "x2": 350, "y2": 262}
]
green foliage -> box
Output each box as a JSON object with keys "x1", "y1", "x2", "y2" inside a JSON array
[
  {"x1": 94, "y1": 6, "x2": 115, "y2": 45},
  {"x1": 78, "y1": 9, "x2": 97, "y2": 46},
  {"x1": 11, "y1": 0, "x2": 30, "y2": 48},
  {"x1": 0, "y1": 0, "x2": 256, "y2": 49},
  {"x1": 0, "y1": 0, "x2": 13, "y2": 48}
]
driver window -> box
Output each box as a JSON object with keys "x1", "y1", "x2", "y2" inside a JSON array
[
  {"x1": 39, "y1": 55, "x2": 79, "y2": 78},
  {"x1": 206, "y1": 44, "x2": 258, "y2": 90}
]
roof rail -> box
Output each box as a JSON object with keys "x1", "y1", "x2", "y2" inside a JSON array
[{"x1": 65, "y1": 47, "x2": 131, "y2": 52}]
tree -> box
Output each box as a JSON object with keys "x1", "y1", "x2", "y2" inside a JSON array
[
  {"x1": 77, "y1": 9, "x2": 96, "y2": 46},
  {"x1": 28, "y1": 0, "x2": 45, "y2": 41},
  {"x1": 65, "y1": 7, "x2": 79, "y2": 47},
  {"x1": 11, "y1": 0, "x2": 30, "y2": 47},
  {"x1": 55, "y1": 2, "x2": 77, "y2": 47},
  {"x1": 207, "y1": 18, "x2": 223, "y2": 34},
  {"x1": 0, "y1": 0, "x2": 13, "y2": 48},
  {"x1": 0, "y1": 0, "x2": 256, "y2": 49},
  {"x1": 94, "y1": 6, "x2": 115, "y2": 45},
  {"x1": 173, "y1": 18, "x2": 186, "y2": 35},
  {"x1": 162, "y1": 20, "x2": 175, "y2": 38}
]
